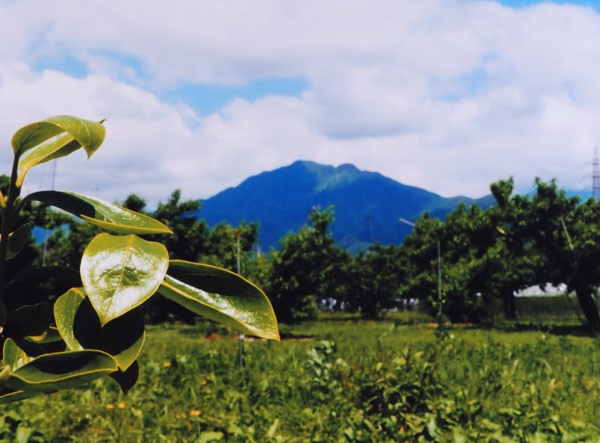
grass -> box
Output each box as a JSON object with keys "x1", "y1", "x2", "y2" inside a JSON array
[{"x1": 1, "y1": 298, "x2": 599, "y2": 442}]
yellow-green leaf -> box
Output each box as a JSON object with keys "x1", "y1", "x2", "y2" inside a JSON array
[
  {"x1": 23, "y1": 327, "x2": 63, "y2": 344},
  {"x1": 55, "y1": 288, "x2": 145, "y2": 371},
  {"x1": 7, "y1": 350, "x2": 117, "y2": 393},
  {"x1": 0, "y1": 388, "x2": 34, "y2": 404},
  {"x1": 11, "y1": 120, "x2": 63, "y2": 157},
  {"x1": 81, "y1": 234, "x2": 169, "y2": 325},
  {"x1": 54, "y1": 288, "x2": 86, "y2": 351},
  {"x1": 2, "y1": 339, "x2": 30, "y2": 370},
  {"x1": 26, "y1": 191, "x2": 172, "y2": 235},
  {"x1": 158, "y1": 260, "x2": 279, "y2": 341},
  {"x1": 12, "y1": 116, "x2": 105, "y2": 187}
]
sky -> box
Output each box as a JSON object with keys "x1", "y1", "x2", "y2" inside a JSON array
[{"x1": 2, "y1": 0, "x2": 600, "y2": 206}]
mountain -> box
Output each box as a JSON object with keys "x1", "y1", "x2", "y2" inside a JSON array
[{"x1": 195, "y1": 160, "x2": 493, "y2": 253}]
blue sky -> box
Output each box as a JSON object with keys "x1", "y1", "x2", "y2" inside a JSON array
[
  {"x1": 0, "y1": 0, "x2": 599, "y2": 205},
  {"x1": 163, "y1": 78, "x2": 310, "y2": 117},
  {"x1": 30, "y1": 50, "x2": 311, "y2": 117}
]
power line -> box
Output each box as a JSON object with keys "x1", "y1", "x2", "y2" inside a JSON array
[{"x1": 42, "y1": 160, "x2": 57, "y2": 266}]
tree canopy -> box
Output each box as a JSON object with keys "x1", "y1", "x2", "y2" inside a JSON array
[{"x1": 29, "y1": 175, "x2": 600, "y2": 332}]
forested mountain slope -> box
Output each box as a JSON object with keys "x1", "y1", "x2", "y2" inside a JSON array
[{"x1": 195, "y1": 160, "x2": 493, "y2": 252}]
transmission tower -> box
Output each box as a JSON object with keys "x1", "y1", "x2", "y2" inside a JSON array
[{"x1": 594, "y1": 148, "x2": 600, "y2": 201}]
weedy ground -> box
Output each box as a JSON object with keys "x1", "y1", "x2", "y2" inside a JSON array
[{"x1": 0, "y1": 301, "x2": 599, "y2": 442}]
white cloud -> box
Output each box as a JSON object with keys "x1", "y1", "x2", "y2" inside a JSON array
[{"x1": 0, "y1": 0, "x2": 598, "y2": 207}]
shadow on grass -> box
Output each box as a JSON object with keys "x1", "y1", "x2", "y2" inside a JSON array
[{"x1": 488, "y1": 321, "x2": 593, "y2": 337}]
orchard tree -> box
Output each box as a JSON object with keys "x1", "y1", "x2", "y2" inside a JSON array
[
  {"x1": 399, "y1": 206, "x2": 493, "y2": 323},
  {"x1": 400, "y1": 195, "x2": 546, "y2": 323},
  {"x1": 347, "y1": 243, "x2": 404, "y2": 319},
  {"x1": 149, "y1": 190, "x2": 210, "y2": 261},
  {"x1": 399, "y1": 214, "x2": 445, "y2": 320},
  {"x1": 199, "y1": 221, "x2": 259, "y2": 272},
  {"x1": 437, "y1": 203, "x2": 511, "y2": 322},
  {"x1": 491, "y1": 178, "x2": 600, "y2": 332},
  {"x1": 243, "y1": 249, "x2": 271, "y2": 296},
  {"x1": 266, "y1": 206, "x2": 351, "y2": 323},
  {"x1": 489, "y1": 180, "x2": 546, "y2": 319}
]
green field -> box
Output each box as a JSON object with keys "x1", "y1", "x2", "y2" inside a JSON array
[{"x1": 2, "y1": 301, "x2": 600, "y2": 442}]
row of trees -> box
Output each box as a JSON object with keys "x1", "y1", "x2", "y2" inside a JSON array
[
  {"x1": 393, "y1": 177, "x2": 600, "y2": 332},
  {"x1": 16, "y1": 176, "x2": 600, "y2": 331},
  {"x1": 264, "y1": 177, "x2": 600, "y2": 332}
]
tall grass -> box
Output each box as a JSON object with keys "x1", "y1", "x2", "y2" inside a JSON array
[{"x1": 1, "y1": 315, "x2": 600, "y2": 441}]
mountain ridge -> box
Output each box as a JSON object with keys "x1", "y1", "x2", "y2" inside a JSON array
[{"x1": 195, "y1": 160, "x2": 492, "y2": 253}]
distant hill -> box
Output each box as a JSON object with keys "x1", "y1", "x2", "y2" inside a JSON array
[{"x1": 195, "y1": 160, "x2": 493, "y2": 253}]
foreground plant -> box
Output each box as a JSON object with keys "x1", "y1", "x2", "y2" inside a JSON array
[{"x1": 0, "y1": 115, "x2": 279, "y2": 403}]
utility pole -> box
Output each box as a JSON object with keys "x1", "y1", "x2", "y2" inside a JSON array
[{"x1": 593, "y1": 148, "x2": 600, "y2": 201}]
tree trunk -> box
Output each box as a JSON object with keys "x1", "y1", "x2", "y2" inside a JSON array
[
  {"x1": 504, "y1": 282, "x2": 517, "y2": 320},
  {"x1": 575, "y1": 285, "x2": 600, "y2": 333}
]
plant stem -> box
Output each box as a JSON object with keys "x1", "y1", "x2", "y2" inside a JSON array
[{"x1": 0, "y1": 155, "x2": 22, "y2": 298}]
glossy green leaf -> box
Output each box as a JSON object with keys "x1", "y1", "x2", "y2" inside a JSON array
[
  {"x1": 25, "y1": 191, "x2": 172, "y2": 235},
  {"x1": 13, "y1": 116, "x2": 105, "y2": 186},
  {"x1": 7, "y1": 350, "x2": 117, "y2": 393},
  {"x1": 23, "y1": 327, "x2": 63, "y2": 344},
  {"x1": 0, "y1": 348, "x2": 119, "y2": 403},
  {"x1": 158, "y1": 260, "x2": 279, "y2": 341},
  {"x1": 0, "y1": 387, "x2": 35, "y2": 404},
  {"x1": 11, "y1": 120, "x2": 63, "y2": 157},
  {"x1": 0, "y1": 365, "x2": 41, "y2": 403},
  {"x1": 2, "y1": 339, "x2": 30, "y2": 370},
  {"x1": 55, "y1": 288, "x2": 145, "y2": 371},
  {"x1": 5, "y1": 223, "x2": 31, "y2": 261},
  {"x1": 54, "y1": 288, "x2": 86, "y2": 351},
  {"x1": 81, "y1": 234, "x2": 169, "y2": 325}
]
